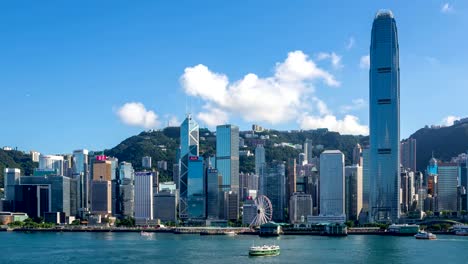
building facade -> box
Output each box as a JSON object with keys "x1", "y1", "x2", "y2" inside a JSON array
[
  {"x1": 216, "y1": 125, "x2": 239, "y2": 193},
  {"x1": 437, "y1": 163, "x2": 458, "y2": 211},
  {"x1": 187, "y1": 156, "x2": 205, "y2": 219},
  {"x1": 320, "y1": 150, "x2": 345, "y2": 218},
  {"x1": 400, "y1": 139, "x2": 417, "y2": 172},
  {"x1": 369, "y1": 10, "x2": 401, "y2": 223},
  {"x1": 345, "y1": 165, "x2": 363, "y2": 221},
  {"x1": 289, "y1": 193, "x2": 313, "y2": 224},
  {"x1": 134, "y1": 171, "x2": 154, "y2": 225},
  {"x1": 179, "y1": 115, "x2": 199, "y2": 219}
]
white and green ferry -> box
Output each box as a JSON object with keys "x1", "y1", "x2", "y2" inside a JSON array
[{"x1": 248, "y1": 245, "x2": 280, "y2": 256}]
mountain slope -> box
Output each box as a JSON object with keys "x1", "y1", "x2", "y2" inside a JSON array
[{"x1": 410, "y1": 122, "x2": 468, "y2": 171}]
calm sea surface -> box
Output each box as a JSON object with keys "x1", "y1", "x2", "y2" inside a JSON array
[{"x1": 1, "y1": 232, "x2": 468, "y2": 264}]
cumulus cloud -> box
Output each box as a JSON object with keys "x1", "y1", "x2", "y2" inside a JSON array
[
  {"x1": 181, "y1": 50, "x2": 339, "y2": 125},
  {"x1": 299, "y1": 114, "x2": 369, "y2": 135},
  {"x1": 441, "y1": 3, "x2": 454, "y2": 13},
  {"x1": 360, "y1": 55, "x2": 370, "y2": 69},
  {"x1": 345, "y1": 37, "x2": 355, "y2": 50},
  {"x1": 317, "y1": 52, "x2": 343, "y2": 69},
  {"x1": 442, "y1": 115, "x2": 460, "y2": 126},
  {"x1": 197, "y1": 105, "x2": 229, "y2": 128},
  {"x1": 181, "y1": 50, "x2": 368, "y2": 135},
  {"x1": 340, "y1": 98, "x2": 366, "y2": 113},
  {"x1": 165, "y1": 114, "x2": 181, "y2": 126},
  {"x1": 117, "y1": 102, "x2": 160, "y2": 129}
]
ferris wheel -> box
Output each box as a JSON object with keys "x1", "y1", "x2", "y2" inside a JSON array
[{"x1": 250, "y1": 195, "x2": 273, "y2": 228}]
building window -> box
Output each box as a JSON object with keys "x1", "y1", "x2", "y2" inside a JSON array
[
  {"x1": 377, "y1": 99, "x2": 391, "y2": 104},
  {"x1": 378, "y1": 148, "x2": 391, "y2": 154},
  {"x1": 377, "y1": 67, "x2": 391, "y2": 73}
]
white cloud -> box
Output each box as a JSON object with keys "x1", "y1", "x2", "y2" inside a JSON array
[
  {"x1": 197, "y1": 105, "x2": 229, "y2": 128},
  {"x1": 165, "y1": 115, "x2": 181, "y2": 126},
  {"x1": 181, "y1": 50, "x2": 368, "y2": 135},
  {"x1": 442, "y1": 115, "x2": 460, "y2": 126},
  {"x1": 317, "y1": 52, "x2": 343, "y2": 69},
  {"x1": 345, "y1": 37, "x2": 355, "y2": 50},
  {"x1": 360, "y1": 55, "x2": 370, "y2": 69},
  {"x1": 299, "y1": 114, "x2": 369, "y2": 135},
  {"x1": 340, "y1": 98, "x2": 366, "y2": 113},
  {"x1": 117, "y1": 102, "x2": 160, "y2": 129},
  {"x1": 441, "y1": 3, "x2": 454, "y2": 13}
]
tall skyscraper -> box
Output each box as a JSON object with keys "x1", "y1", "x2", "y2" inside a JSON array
[
  {"x1": 216, "y1": 124, "x2": 240, "y2": 192},
  {"x1": 4, "y1": 168, "x2": 20, "y2": 201},
  {"x1": 179, "y1": 115, "x2": 199, "y2": 219},
  {"x1": 255, "y1": 144, "x2": 265, "y2": 177},
  {"x1": 286, "y1": 158, "x2": 297, "y2": 200},
  {"x1": 303, "y1": 139, "x2": 313, "y2": 164},
  {"x1": 319, "y1": 150, "x2": 345, "y2": 220},
  {"x1": 289, "y1": 193, "x2": 313, "y2": 224},
  {"x1": 352, "y1": 144, "x2": 362, "y2": 166},
  {"x1": 362, "y1": 147, "x2": 370, "y2": 211},
  {"x1": 264, "y1": 161, "x2": 286, "y2": 222},
  {"x1": 187, "y1": 156, "x2": 205, "y2": 219},
  {"x1": 369, "y1": 10, "x2": 401, "y2": 223},
  {"x1": 93, "y1": 160, "x2": 112, "y2": 181},
  {"x1": 206, "y1": 168, "x2": 221, "y2": 219},
  {"x1": 119, "y1": 162, "x2": 134, "y2": 217},
  {"x1": 401, "y1": 139, "x2": 417, "y2": 172},
  {"x1": 345, "y1": 165, "x2": 363, "y2": 221},
  {"x1": 400, "y1": 169, "x2": 415, "y2": 213},
  {"x1": 72, "y1": 149, "x2": 89, "y2": 217},
  {"x1": 437, "y1": 163, "x2": 458, "y2": 211},
  {"x1": 134, "y1": 171, "x2": 154, "y2": 225}
]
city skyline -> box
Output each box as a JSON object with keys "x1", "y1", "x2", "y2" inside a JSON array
[{"x1": 1, "y1": 1, "x2": 467, "y2": 154}]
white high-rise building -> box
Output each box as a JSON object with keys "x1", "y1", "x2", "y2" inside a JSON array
[
  {"x1": 30, "y1": 151, "x2": 41, "y2": 162},
  {"x1": 319, "y1": 150, "x2": 345, "y2": 219},
  {"x1": 39, "y1": 154, "x2": 64, "y2": 175},
  {"x1": 134, "y1": 171, "x2": 154, "y2": 225}
]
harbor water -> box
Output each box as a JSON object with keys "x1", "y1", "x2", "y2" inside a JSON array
[{"x1": 1, "y1": 232, "x2": 468, "y2": 264}]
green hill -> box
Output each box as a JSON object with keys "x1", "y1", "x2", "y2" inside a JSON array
[
  {"x1": 410, "y1": 122, "x2": 468, "y2": 171},
  {"x1": 0, "y1": 149, "x2": 37, "y2": 188},
  {"x1": 104, "y1": 127, "x2": 365, "y2": 179}
]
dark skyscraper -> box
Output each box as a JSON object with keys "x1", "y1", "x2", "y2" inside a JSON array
[{"x1": 369, "y1": 10, "x2": 401, "y2": 223}]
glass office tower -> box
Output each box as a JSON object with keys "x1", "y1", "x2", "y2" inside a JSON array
[
  {"x1": 187, "y1": 156, "x2": 205, "y2": 219},
  {"x1": 179, "y1": 115, "x2": 199, "y2": 219},
  {"x1": 216, "y1": 125, "x2": 239, "y2": 192},
  {"x1": 369, "y1": 10, "x2": 401, "y2": 223}
]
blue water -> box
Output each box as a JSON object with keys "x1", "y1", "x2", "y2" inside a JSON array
[{"x1": 1, "y1": 232, "x2": 468, "y2": 264}]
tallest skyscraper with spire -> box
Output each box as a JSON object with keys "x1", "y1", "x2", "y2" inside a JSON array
[{"x1": 369, "y1": 10, "x2": 400, "y2": 223}]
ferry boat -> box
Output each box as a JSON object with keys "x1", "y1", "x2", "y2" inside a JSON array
[
  {"x1": 387, "y1": 224, "x2": 419, "y2": 236},
  {"x1": 453, "y1": 224, "x2": 468, "y2": 236},
  {"x1": 414, "y1": 231, "x2": 437, "y2": 240},
  {"x1": 456, "y1": 230, "x2": 468, "y2": 236},
  {"x1": 248, "y1": 245, "x2": 280, "y2": 256}
]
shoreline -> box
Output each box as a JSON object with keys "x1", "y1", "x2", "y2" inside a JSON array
[{"x1": 0, "y1": 227, "x2": 456, "y2": 236}]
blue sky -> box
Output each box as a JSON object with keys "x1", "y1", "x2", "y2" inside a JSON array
[{"x1": 1, "y1": 0, "x2": 467, "y2": 154}]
